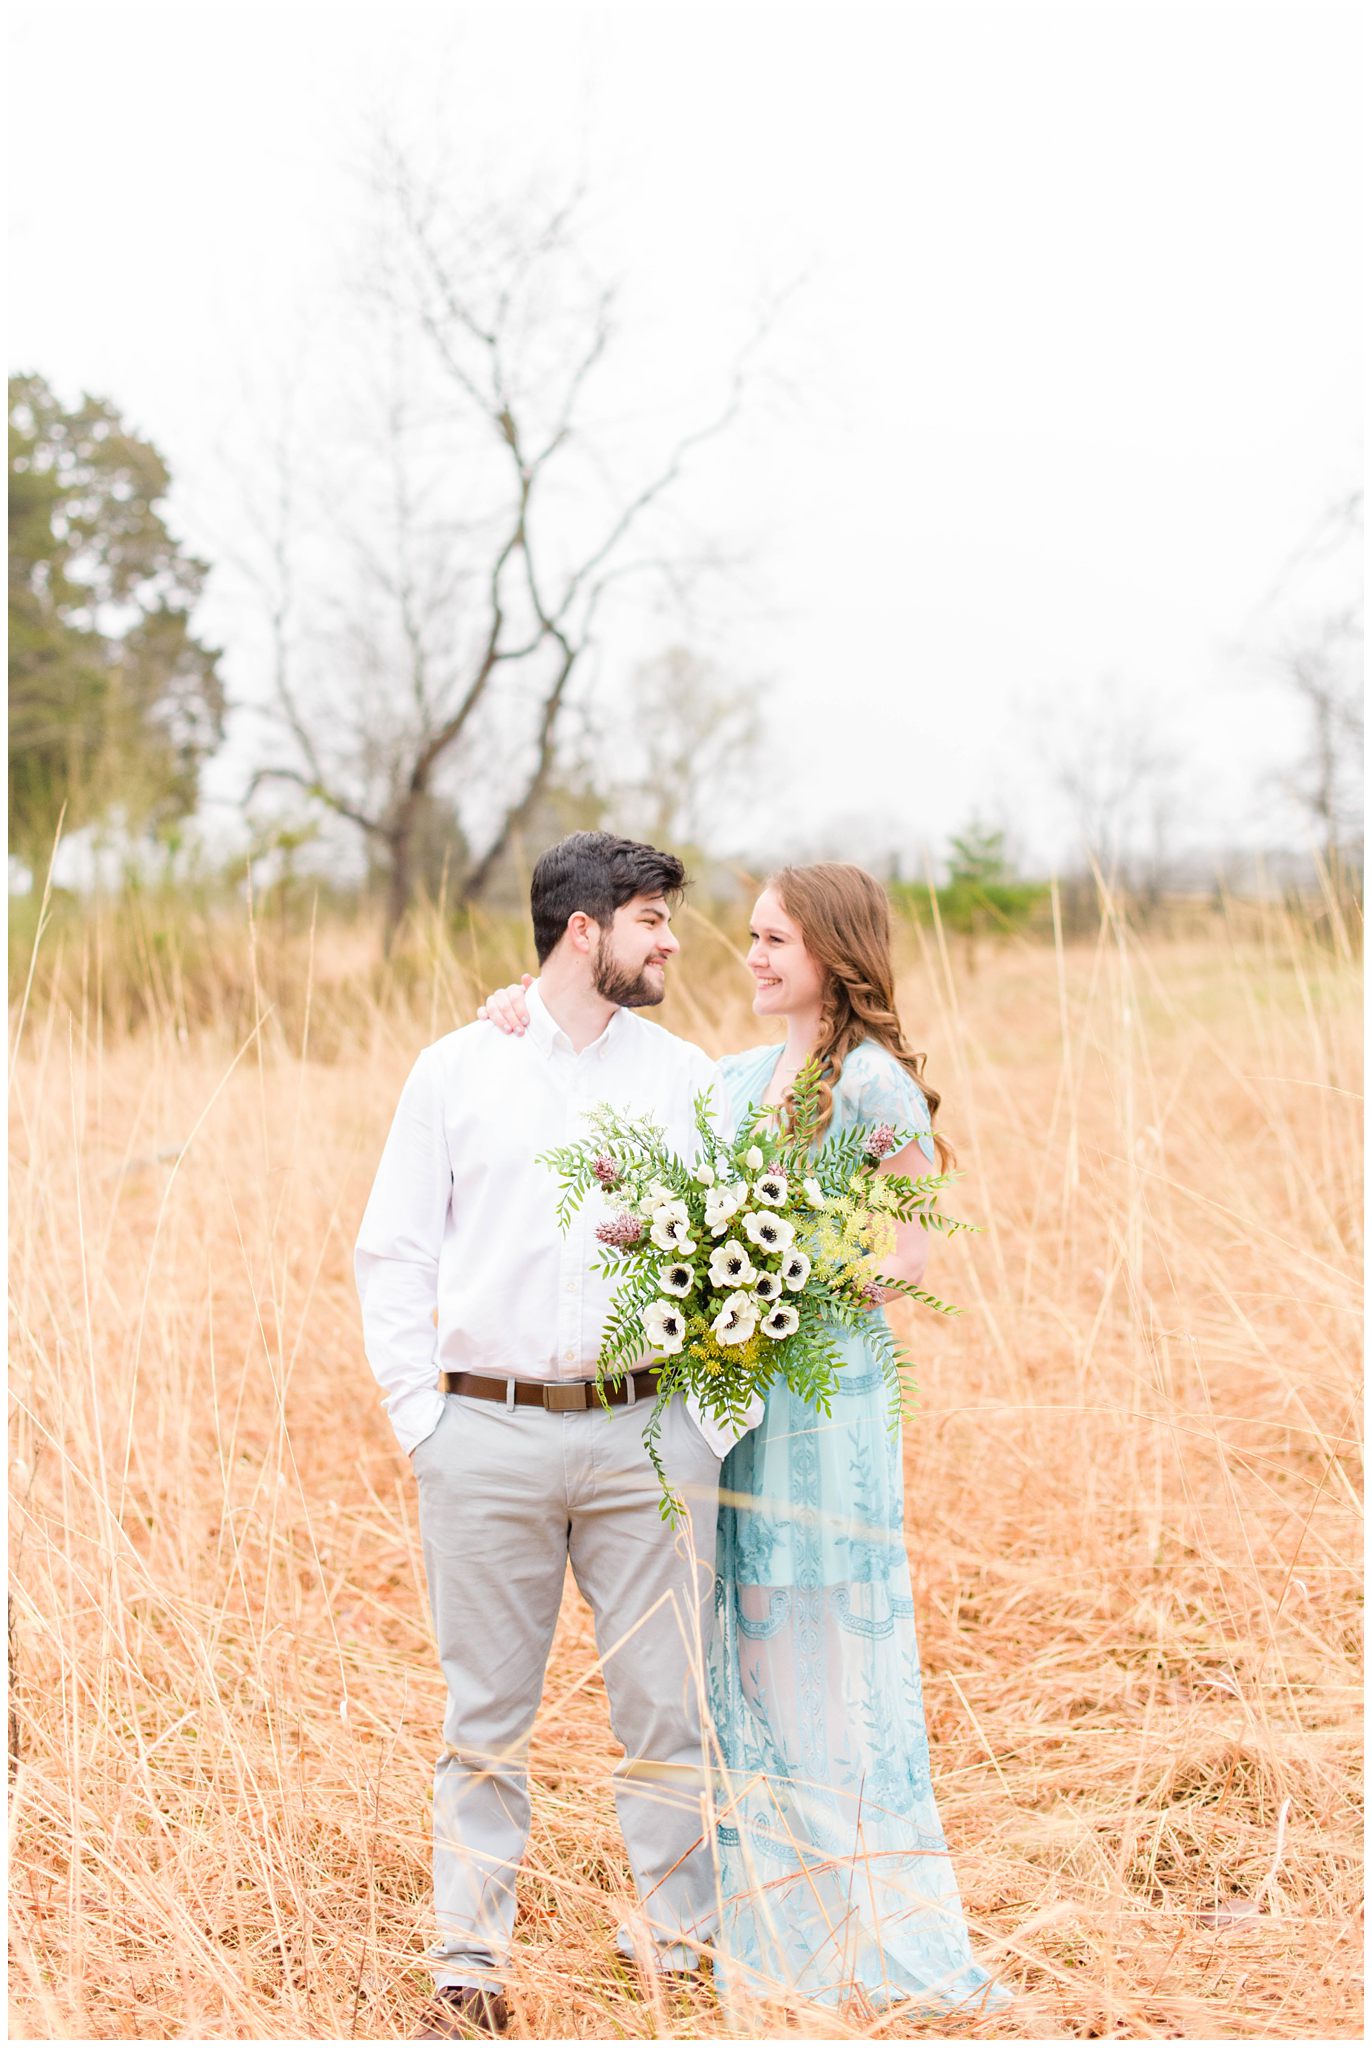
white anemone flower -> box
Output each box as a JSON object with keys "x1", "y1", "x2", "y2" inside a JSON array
[
  {"x1": 802, "y1": 1176, "x2": 826, "y2": 1208},
  {"x1": 780, "y1": 1249, "x2": 812, "y2": 1291},
  {"x1": 704, "y1": 1183, "x2": 747, "y2": 1235},
  {"x1": 744, "y1": 1145, "x2": 765, "y2": 1171},
  {"x1": 694, "y1": 1161, "x2": 716, "y2": 1186},
  {"x1": 658, "y1": 1261, "x2": 695, "y2": 1297},
  {"x1": 753, "y1": 1171, "x2": 789, "y2": 1208},
  {"x1": 743, "y1": 1210, "x2": 796, "y2": 1253},
  {"x1": 760, "y1": 1302, "x2": 800, "y2": 1341},
  {"x1": 711, "y1": 1291, "x2": 758, "y2": 1346},
  {"x1": 650, "y1": 1202, "x2": 695, "y2": 1251},
  {"x1": 708, "y1": 1239, "x2": 757, "y2": 1289},
  {"x1": 753, "y1": 1271, "x2": 783, "y2": 1303},
  {"x1": 641, "y1": 1298, "x2": 687, "y2": 1354}
]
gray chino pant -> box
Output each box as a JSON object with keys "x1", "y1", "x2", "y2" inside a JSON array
[{"x1": 411, "y1": 1387, "x2": 723, "y2": 1992}]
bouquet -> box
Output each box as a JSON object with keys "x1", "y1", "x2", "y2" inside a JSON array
[{"x1": 539, "y1": 1060, "x2": 973, "y2": 1520}]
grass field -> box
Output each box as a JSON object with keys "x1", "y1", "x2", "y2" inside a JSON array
[{"x1": 8, "y1": 885, "x2": 1363, "y2": 2040}]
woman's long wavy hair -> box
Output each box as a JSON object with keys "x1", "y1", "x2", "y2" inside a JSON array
[{"x1": 772, "y1": 862, "x2": 953, "y2": 1170}]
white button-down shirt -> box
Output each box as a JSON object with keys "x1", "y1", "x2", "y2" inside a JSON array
[{"x1": 355, "y1": 981, "x2": 742, "y2": 1457}]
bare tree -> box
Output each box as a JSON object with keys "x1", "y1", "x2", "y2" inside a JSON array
[
  {"x1": 1272, "y1": 613, "x2": 1363, "y2": 876},
  {"x1": 1264, "y1": 494, "x2": 1363, "y2": 884},
  {"x1": 1041, "y1": 684, "x2": 1188, "y2": 918},
  {"x1": 243, "y1": 146, "x2": 773, "y2": 946},
  {"x1": 589, "y1": 646, "x2": 766, "y2": 855}
]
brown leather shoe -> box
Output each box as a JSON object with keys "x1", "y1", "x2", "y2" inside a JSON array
[{"x1": 413, "y1": 1985, "x2": 509, "y2": 2038}]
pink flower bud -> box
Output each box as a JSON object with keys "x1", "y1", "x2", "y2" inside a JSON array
[
  {"x1": 596, "y1": 1212, "x2": 643, "y2": 1248},
  {"x1": 592, "y1": 1154, "x2": 620, "y2": 1189},
  {"x1": 865, "y1": 1123, "x2": 896, "y2": 1161}
]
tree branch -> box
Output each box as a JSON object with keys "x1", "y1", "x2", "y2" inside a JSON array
[
  {"x1": 551, "y1": 287, "x2": 785, "y2": 626},
  {"x1": 246, "y1": 764, "x2": 389, "y2": 842},
  {"x1": 461, "y1": 639, "x2": 581, "y2": 900}
]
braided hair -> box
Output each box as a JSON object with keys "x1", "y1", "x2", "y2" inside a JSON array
[{"x1": 772, "y1": 862, "x2": 952, "y2": 1171}]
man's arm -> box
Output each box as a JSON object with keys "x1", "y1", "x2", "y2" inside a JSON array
[{"x1": 354, "y1": 1047, "x2": 451, "y2": 1456}]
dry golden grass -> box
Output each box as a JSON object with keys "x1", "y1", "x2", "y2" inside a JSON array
[{"x1": 8, "y1": 886, "x2": 1363, "y2": 2040}]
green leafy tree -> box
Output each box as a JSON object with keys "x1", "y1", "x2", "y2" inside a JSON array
[
  {"x1": 896, "y1": 820, "x2": 1048, "y2": 966},
  {"x1": 8, "y1": 373, "x2": 225, "y2": 869}
]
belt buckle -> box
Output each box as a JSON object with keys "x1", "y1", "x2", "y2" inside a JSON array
[{"x1": 543, "y1": 1383, "x2": 588, "y2": 1412}]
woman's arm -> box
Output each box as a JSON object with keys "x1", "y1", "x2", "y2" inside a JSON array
[{"x1": 873, "y1": 1138, "x2": 933, "y2": 1295}]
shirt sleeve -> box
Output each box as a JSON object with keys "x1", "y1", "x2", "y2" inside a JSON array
[
  {"x1": 851, "y1": 1046, "x2": 937, "y2": 1166},
  {"x1": 354, "y1": 1046, "x2": 451, "y2": 1455},
  {"x1": 686, "y1": 1387, "x2": 765, "y2": 1457},
  {"x1": 674, "y1": 1047, "x2": 732, "y2": 1158}
]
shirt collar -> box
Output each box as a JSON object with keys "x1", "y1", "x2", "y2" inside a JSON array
[{"x1": 525, "y1": 979, "x2": 628, "y2": 1061}]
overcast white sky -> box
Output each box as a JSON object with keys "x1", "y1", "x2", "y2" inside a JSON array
[{"x1": 9, "y1": 1, "x2": 1362, "y2": 880}]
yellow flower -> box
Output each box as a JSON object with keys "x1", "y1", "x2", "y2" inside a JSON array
[{"x1": 866, "y1": 1212, "x2": 897, "y2": 1261}]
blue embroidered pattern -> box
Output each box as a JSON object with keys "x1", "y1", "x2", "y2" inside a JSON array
[{"x1": 706, "y1": 1041, "x2": 1010, "y2": 2015}]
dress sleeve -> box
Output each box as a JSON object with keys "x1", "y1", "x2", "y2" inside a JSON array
[
  {"x1": 718, "y1": 1046, "x2": 776, "y2": 1134},
  {"x1": 848, "y1": 1046, "x2": 937, "y2": 1166}
]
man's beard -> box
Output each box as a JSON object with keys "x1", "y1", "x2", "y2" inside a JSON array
[{"x1": 592, "y1": 935, "x2": 665, "y2": 1009}]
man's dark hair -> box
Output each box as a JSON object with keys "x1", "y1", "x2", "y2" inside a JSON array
[{"x1": 530, "y1": 831, "x2": 688, "y2": 963}]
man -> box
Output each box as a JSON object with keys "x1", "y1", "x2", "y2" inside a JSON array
[{"x1": 355, "y1": 832, "x2": 743, "y2": 2039}]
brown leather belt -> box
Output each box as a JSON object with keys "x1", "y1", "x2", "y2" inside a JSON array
[{"x1": 439, "y1": 1368, "x2": 662, "y2": 1411}]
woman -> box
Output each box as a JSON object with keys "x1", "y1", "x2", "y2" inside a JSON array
[{"x1": 478, "y1": 863, "x2": 1008, "y2": 2019}]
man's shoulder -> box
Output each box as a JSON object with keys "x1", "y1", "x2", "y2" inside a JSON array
[
  {"x1": 418, "y1": 1019, "x2": 509, "y2": 1071},
  {"x1": 620, "y1": 1010, "x2": 716, "y2": 1077}
]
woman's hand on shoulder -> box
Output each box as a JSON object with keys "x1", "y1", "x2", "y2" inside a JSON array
[{"x1": 478, "y1": 973, "x2": 534, "y2": 1035}]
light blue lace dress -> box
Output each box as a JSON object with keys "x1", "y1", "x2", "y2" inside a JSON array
[{"x1": 707, "y1": 1040, "x2": 1010, "y2": 2016}]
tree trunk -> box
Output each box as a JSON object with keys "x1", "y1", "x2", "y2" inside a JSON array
[{"x1": 384, "y1": 809, "x2": 417, "y2": 953}]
